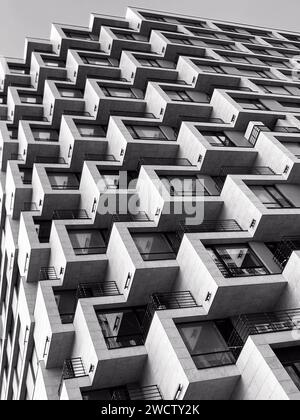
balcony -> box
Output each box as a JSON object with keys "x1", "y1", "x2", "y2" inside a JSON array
[
  {"x1": 52, "y1": 209, "x2": 90, "y2": 220},
  {"x1": 59, "y1": 358, "x2": 87, "y2": 396},
  {"x1": 233, "y1": 308, "x2": 300, "y2": 340},
  {"x1": 40, "y1": 266, "x2": 60, "y2": 281},
  {"x1": 139, "y1": 157, "x2": 193, "y2": 167},
  {"x1": 180, "y1": 219, "x2": 243, "y2": 233},
  {"x1": 268, "y1": 237, "x2": 300, "y2": 269},
  {"x1": 76, "y1": 281, "x2": 120, "y2": 299},
  {"x1": 82, "y1": 384, "x2": 163, "y2": 400}
]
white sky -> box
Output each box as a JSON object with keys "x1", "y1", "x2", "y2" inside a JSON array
[{"x1": 1, "y1": 0, "x2": 300, "y2": 57}]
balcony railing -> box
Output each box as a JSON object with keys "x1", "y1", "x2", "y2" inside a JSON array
[
  {"x1": 52, "y1": 209, "x2": 90, "y2": 220},
  {"x1": 272, "y1": 237, "x2": 300, "y2": 269},
  {"x1": 142, "y1": 291, "x2": 199, "y2": 336},
  {"x1": 192, "y1": 348, "x2": 241, "y2": 370},
  {"x1": 232, "y1": 308, "x2": 300, "y2": 342},
  {"x1": 215, "y1": 261, "x2": 269, "y2": 278},
  {"x1": 139, "y1": 157, "x2": 193, "y2": 168},
  {"x1": 219, "y1": 165, "x2": 275, "y2": 176},
  {"x1": 58, "y1": 358, "x2": 87, "y2": 396},
  {"x1": 35, "y1": 156, "x2": 66, "y2": 164},
  {"x1": 77, "y1": 281, "x2": 120, "y2": 299},
  {"x1": 51, "y1": 184, "x2": 79, "y2": 190},
  {"x1": 179, "y1": 219, "x2": 243, "y2": 233},
  {"x1": 84, "y1": 153, "x2": 118, "y2": 162},
  {"x1": 150, "y1": 291, "x2": 198, "y2": 310},
  {"x1": 111, "y1": 384, "x2": 163, "y2": 400},
  {"x1": 40, "y1": 266, "x2": 60, "y2": 281},
  {"x1": 104, "y1": 333, "x2": 144, "y2": 349},
  {"x1": 73, "y1": 246, "x2": 107, "y2": 255}
]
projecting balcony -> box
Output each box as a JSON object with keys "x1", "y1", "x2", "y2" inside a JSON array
[
  {"x1": 82, "y1": 384, "x2": 163, "y2": 401},
  {"x1": 233, "y1": 308, "x2": 300, "y2": 340},
  {"x1": 59, "y1": 358, "x2": 87, "y2": 396},
  {"x1": 267, "y1": 237, "x2": 300, "y2": 270},
  {"x1": 54, "y1": 281, "x2": 121, "y2": 324}
]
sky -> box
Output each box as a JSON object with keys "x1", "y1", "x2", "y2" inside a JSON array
[{"x1": 1, "y1": 0, "x2": 300, "y2": 58}]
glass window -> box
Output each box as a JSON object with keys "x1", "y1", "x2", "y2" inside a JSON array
[
  {"x1": 165, "y1": 90, "x2": 193, "y2": 102},
  {"x1": 198, "y1": 65, "x2": 224, "y2": 74},
  {"x1": 31, "y1": 128, "x2": 59, "y2": 141},
  {"x1": 48, "y1": 172, "x2": 80, "y2": 190},
  {"x1": 132, "y1": 232, "x2": 178, "y2": 260},
  {"x1": 177, "y1": 321, "x2": 236, "y2": 369},
  {"x1": 76, "y1": 123, "x2": 106, "y2": 137},
  {"x1": 202, "y1": 132, "x2": 234, "y2": 147},
  {"x1": 250, "y1": 185, "x2": 293, "y2": 208},
  {"x1": 58, "y1": 88, "x2": 83, "y2": 98},
  {"x1": 102, "y1": 87, "x2": 137, "y2": 98},
  {"x1": 43, "y1": 58, "x2": 64, "y2": 67},
  {"x1": 206, "y1": 244, "x2": 269, "y2": 277},
  {"x1": 127, "y1": 125, "x2": 167, "y2": 140},
  {"x1": 274, "y1": 346, "x2": 300, "y2": 391},
  {"x1": 69, "y1": 229, "x2": 107, "y2": 255},
  {"x1": 161, "y1": 175, "x2": 209, "y2": 196},
  {"x1": 82, "y1": 56, "x2": 112, "y2": 66},
  {"x1": 96, "y1": 307, "x2": 146, "y2": 349},
  {"x1": 19, "y1": 94, "x2": 42, "y2": 104}
]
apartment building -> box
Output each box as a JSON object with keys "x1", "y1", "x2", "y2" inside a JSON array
[{"x1": 0, "y1": 6, "x2": 300, "y2": 401}]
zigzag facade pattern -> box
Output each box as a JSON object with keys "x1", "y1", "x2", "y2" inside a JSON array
[{"x1": 1, "y1": 6, "x2": 300, "y2": 400}]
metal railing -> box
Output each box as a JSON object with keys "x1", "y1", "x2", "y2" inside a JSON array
[
  {"x1": 180, "y1": 219, "x2": 243, "y2": 233},
  {"x1": 84, "y1": 153, "x2": 118, "y2": 162},
  {"x1": 272, "y1": 237, "x2": 300, "y2": 269},
  {"x1": 192, "y1": 348, "x2": 242, "y2": 369},
  {"x1": 150, "y1": 291, "x2": 198, "y2": 310},
  {"x1": 58, "y1": 358, "x2": 87, "y2": 396},
  {"x1": 219, "y1": 165, "x2": 275, "y2": 176},
  {"x1": 232, "y1": 308, "x2": 300, "y2": 343},
  {"x1": 77, "y1": 281, "x2": 120, "y2": 299},
  {"x1": 52, "y1": 209, "x2": 90, "y2": 220},
  {"x1": 40, "y1": 266, "x2": 60, "y2": 281},
  {"x1": 73, "y1": 246, "x2": 107, "y2": 255},
  {"x1": 112, "y1": 384, "x2": 163, "y2": 400},
  {"x1": 104, "y1": 333, "x2": 144, "y2": 349},
  {"x1": 215, "y1": 262, "x2": 269, "y2": 278},
  {"x1": 139, "y1": 157, "x2": 193, "y2": 168},
  {"x1": 142, "y1": 291, "x2": 199, "y2": 337}
]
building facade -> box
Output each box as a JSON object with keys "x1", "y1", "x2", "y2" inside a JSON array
[{"x1": 0, "y1": 6, "x2": 300, "y2": 400}]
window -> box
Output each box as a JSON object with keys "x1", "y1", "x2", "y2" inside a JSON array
[
  {"x1": 76, "y1": 123, "x2": 106, "y2": 137},
  {"x1": 81, "y1": 56, "x2": 113, "y2": 66},
  {"x1": 161, "y1": 175, "x2": 210, "y2": 196},
  {"x1": 177, "y1": 320, "x2": 238, "y2": 369},
  {"x1": 250, "y1": 185, "x2": 294, "y2": 209},
  {"x1": 64, "y1": 30, "x2": 97, "y2": 41},
  {"x1": 165, "y1": 90, "x2": 193, "y2": 102},
  {"x1": 127, "y1": 125, "x2": 173, "y2": 141},
  {"x1": 31, "y1": 128, "x2": 59, "y2": 141},
  {"x1": 54, "y1": 289, "x2": 77, "y2": 324},
  {"x1": 132, "y1": 232, "x2": 179, "y2": 261},
  {"x1": 206, "y1": 244, "x2": 269, "y2": 277},
  {"x1": 197, "y1": 65, "x2": 224, "y2": 74},
  {"x1": 58, "y1": 88, "x2": 83, "y2": 98},
  {"x1": 102, "y1": 86, "x2": 138, "y2": 99},
  {"x1": 274, "y1": 346, "x2": 300, "y2": 391},
  {"x1": 19, "y1": 94, "x2": 42, "y2": 104},
  {"x1": 235, "y1": 98, "x2": 268, "y2": 110},
  {"x1": 69, "y1": 229, "x2": 107, "y2": 255},
  {"x1": 96, "y1": 307, "x2": 146, "y2": 349},
  {"x1": 202, "y1": 131, "x2": 235, "y2": 147},
  {"x1": 261, "y1": 85, "x2": 292, "y2": 95},
  {"x1": 168, "y1": 37, "x2": 192, "y2": 45},
  {"x1": 274, "y1": 126, "x2": 300, "y2": 133},
  {"x1": 48, "y1": 172, "x2": 80, "y2": 190},
  {"x1": 43, "y1": 58, "x2": 64, "y2": 67}
]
